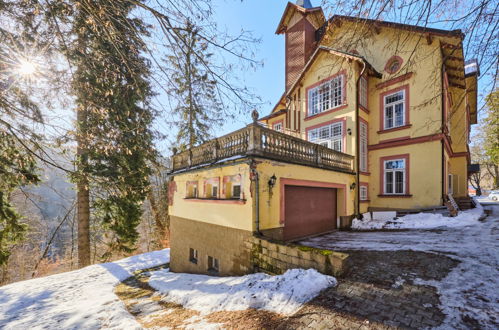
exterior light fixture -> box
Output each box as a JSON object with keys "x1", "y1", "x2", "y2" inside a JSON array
[
  {"x1": 350, "y1": 182, "x2": 356, "y2": 190},
  {"x1": 347, "y1": 128, "x2": 352, "y2": 135},
  {"x1": 268, "y1": 174, "x2": 277, "y2": 188}
]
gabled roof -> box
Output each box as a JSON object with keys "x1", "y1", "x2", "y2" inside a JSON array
[
  {"x1": 318, "y1": 15, "x2": 464, "y2": 41},
  {"x1": 276, "y1": 2, "x2": 325, "y2": 34},
  {"x1": 263, "y1": 46, "x2": 381, "y2": 119},
  {"x1": 285, "y1": 46, "x2": 382, "y2": 97}
]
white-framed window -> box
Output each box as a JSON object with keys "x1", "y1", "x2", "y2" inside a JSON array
[
  {"x1": 207, "y1": 256, "x2": 219, "y2": 272},
  {"x1": 212, "y1": 185, "x2": 218, "y2": 198},
  {"x1": 384, "y1": 90, "x2": 405, "y2": 129},
  {"x1": 384, "y1": 159, "x2": 406, "y2": 194},
  {"x1": 360, "y1": 121, "x2": 368, "y2": 172},
  {"x1": 448, "y1": 174, "x2": 453, "y2": 195},
  {"x1": 273, "y1": 122, "x2": 283, "y2": 132},
  {"x1": 360, "y1": 185, "x2": 368, "y2": 200},
  {"x1": 308, "y1": 75, "x2": 344, "y2": 116},
  {"x1": 307, "y1": 121, "x2": 343, "y2": 152},
  {"x1": 359, "y1": 76, "x2": 368, "y2": 109}
]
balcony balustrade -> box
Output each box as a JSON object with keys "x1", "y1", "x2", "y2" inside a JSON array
[{"x1": 171, "y1": 122, "x2": 354, "y2": 174}]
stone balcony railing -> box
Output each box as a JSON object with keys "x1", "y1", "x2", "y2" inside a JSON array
[{"x1": 171, "y1": 118, "x2": 354, "y2": 174}]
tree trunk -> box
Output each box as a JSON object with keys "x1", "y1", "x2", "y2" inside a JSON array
[
  {"x1": 148, "y1": 188, "x2": 169, "y2": 247},
  {"x1": 77, "y1": 106, "x2": 91, "y2": 268}
]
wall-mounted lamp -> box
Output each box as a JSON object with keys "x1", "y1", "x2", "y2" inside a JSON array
[
  {"x1": 350, "y1": 182, "x2": 356, "y2": 190},
  {"x1": 347, "y1": 128, "x2": 352, "y2": 135},
  {"x1": 268, "y1": 174, "x2": 277, "y2": 188}
]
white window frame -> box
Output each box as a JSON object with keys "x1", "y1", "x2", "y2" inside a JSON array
[
  {"x1": 359, "y1": 76, "x2": 368, "y2": 109},
  {"x1": 360, "y1": 121, "x2": 368, "y2": 172},
  {"x1": 273, "y1": 122, "x2": 283, "y2": 132},
  {"x1": 384, "y1": 90, "x2": 406, "y2": 130},
  {"x1": 307, "y1": 121, "x2": 343, "y2": 152},
  {"x1": 384, "y1": 159, "x2": 406, "y2": 195},
  {"x1": 360, "y1": 185, "x2": 368, "y2": 200},
  {"x1": 308, "y1": 75, "x2": 344, "y2": 116}
]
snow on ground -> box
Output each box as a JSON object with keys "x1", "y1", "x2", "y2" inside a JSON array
[
  {"x1": 149, "y1": 268, "x2": 336, "y2": 316},
  {"x1": 301, "y1": 202, "x2": 499, "y2": 329},
  {"x1": 353, "y1": 201, "x2": 484, "y2": 230},
  {"x1": 0, "y1": 249, "x2": 170, "y2": 330}
]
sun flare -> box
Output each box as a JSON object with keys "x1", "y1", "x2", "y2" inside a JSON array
[{"x1": 17, "y1": 59, "x2": 37, "y2": 76}]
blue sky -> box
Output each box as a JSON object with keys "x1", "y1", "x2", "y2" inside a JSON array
[{"x1": 211, "y1": 0, "x2": 288, "y2": 134}]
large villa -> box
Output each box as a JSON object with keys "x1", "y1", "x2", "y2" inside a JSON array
[{"x1": 166, "y1": 0, "x2": 479, "y2": 276}]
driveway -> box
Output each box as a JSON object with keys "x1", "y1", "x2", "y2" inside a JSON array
[{"x1": 292, "y1": 202, "x2": 499, "y2": 329}]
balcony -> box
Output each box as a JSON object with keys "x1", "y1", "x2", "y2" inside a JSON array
[{"x1": 171, "y1": 123, "x2": 354, "y2": 174}]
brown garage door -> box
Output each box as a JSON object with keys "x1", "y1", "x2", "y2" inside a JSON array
[{"x1": 284, "y1": 185, "x2": 337, "y2": 241}]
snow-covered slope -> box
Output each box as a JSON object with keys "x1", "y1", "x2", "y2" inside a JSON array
[{"x1": 0, "y1": 249, "x2": 170, "y2": 330}]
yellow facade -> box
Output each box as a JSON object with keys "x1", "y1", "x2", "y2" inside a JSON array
[
  {"x1": 266, "y1": 17, "x2": 474, "y2": 210},
  {"x1": 170, "y1": 159, "x2": 254, "y2": 231},
  {"x1": 256, "y1": 159, "x2": 355, "y2": 230},
  {"x1": 167, "y1": 2, "x2": 478, "y2": 276}
]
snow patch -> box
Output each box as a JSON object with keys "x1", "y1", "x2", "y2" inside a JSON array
[
  {"x1": 149, "y1": 268, "x2": 336, "y2": 315},
  {"x1": 353, "y1": 201, "x2": 484, "y2": 230},
  {"x1": 300, "y1": 201, "x2": 499, "y2": 328},
  {"x1": 0, "y1": 249, "x2": 170, "y2": 329}
]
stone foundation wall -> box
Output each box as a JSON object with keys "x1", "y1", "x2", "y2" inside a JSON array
[
  {"x1": 246, "y1": 235, "x2": 349, "y2": 277},
  {"x1": 170, "y1": 216, "x2": 253, "y2": 276}
]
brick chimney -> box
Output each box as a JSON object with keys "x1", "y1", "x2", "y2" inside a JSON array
[{"x1": 276, "y1": 1, "x2": 325, "y2": 91}]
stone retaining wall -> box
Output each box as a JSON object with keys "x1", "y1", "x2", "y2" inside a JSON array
[{"x1": 245, "y1": 235, "x2": 349, "y2": 276}]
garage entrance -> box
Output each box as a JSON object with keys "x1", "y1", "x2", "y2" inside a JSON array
[{"x1": 283, "y1": 185, "x2": 337, "y2": 240}]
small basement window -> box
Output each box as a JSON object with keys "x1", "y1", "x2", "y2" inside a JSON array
[
  {"x1": 189, "y1": 248, "x2": 198, "y2": 264},
  {"x1": 207, "y1": 256, "x2": 219, "y2": 273}
]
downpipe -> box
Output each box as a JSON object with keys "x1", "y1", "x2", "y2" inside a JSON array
[
  {"x1": 355, "y1": 61, "x2": 367, "y2": 219},
  {"x1": 249, "y1": 162, "x2": 261, "y2": 235}
]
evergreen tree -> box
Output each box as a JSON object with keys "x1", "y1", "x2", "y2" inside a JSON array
[
  {"x1": 0, "y1": 3, "x2": 43, "y2": 266},
  {"x1": 167, "y1": 20, "x2": 224, "y2": 150},
  {"x1": 69, "y1": 0, "x2": 156, "y2": 264},
  {"x1": 0, "y1": 132, "x2": 39, "y2": 265}
]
